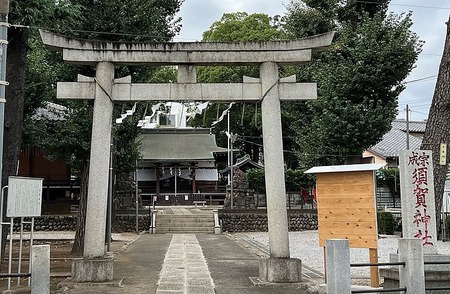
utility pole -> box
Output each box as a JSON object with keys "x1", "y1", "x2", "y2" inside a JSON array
[
  {"x1": 0, "y1": 0, "x2": 8, "y2": 191},
  {"x1": 0, "y1": 0, "x2": 9, "y2": 266},
  {"x1": 406, "y1": 104, "x2": 410, "y2": 150}
]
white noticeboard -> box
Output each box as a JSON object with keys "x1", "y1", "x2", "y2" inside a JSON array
[{"x1": 7, "y1": 176, "x2": 43, "y2": 217}]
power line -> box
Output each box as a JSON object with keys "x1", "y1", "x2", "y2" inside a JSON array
[
  {"x1": 238, "y1": 137, "x2": 369, "y2": 157},
  {"x1": 398, "y1": 99, "x2": 432, "y2": 105},
  {"x1": 10, "y1": 24, "x2": 172, "y2": 42},
  {"x1": 410, "y1": 109, "x2": 429, "y2": 116},
  {"x1": 398, "y1": 98, "x2": 432, "y2": 104},
  {"x1": 356, "y1": 0, "x2": 450, "y2": 10},
  {"x1": 391, "y1": 3, "x2": 449, "y2": 10},
  {"x1": 404, "y1": 75, "x2": 437, "y2": 84}
]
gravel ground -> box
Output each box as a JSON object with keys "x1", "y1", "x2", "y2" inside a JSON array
[{"x1": 241, "y1": 230, "x2": 450, "y2": 278}]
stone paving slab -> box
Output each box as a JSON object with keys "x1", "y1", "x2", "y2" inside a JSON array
[{"x1": 156, "y1": 234, "x2": 215, "y2": 294}]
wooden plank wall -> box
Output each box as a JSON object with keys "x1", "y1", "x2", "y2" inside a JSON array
[{"x1": 316, "y1": 170, "x2": 378, "y2": 248}]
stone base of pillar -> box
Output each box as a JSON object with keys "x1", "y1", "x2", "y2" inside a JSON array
[
  {"x1": 72, "y1": 255, "x2": 114, "y2": 282},
  {"x1": 259, "y1": 258, "x2": 302, "y2": 283}
]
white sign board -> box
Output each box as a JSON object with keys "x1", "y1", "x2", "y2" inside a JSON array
[{"x1": 7, "y1": 176, "x2": 43, "y2": 217}]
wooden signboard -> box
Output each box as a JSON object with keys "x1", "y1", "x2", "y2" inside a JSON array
[
  {"x1": 315, "y1": 171, "x2": 378, "y2": 248},
  {"x1": 305, "y1": 163, "x2": 384, "y2": 287}
]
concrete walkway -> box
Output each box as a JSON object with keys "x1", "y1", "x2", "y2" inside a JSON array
[{"x1": 57, "y1": 233, "x2": 324, "y2": 294}]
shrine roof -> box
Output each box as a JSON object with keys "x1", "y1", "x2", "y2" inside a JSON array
[{"x1": 138, "y1": 129, "x2": 227, "y2": 162}]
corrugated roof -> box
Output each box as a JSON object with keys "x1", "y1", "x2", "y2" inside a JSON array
[
  {"x1": 391, "y1": 119, "x2": 427, "y2": 133},
  {"x1": 138, "y1": 129, "x2": 228, "y2": 162},
  {"x1": 368, "y1": 128, "x2": 422, "y2": 158}
]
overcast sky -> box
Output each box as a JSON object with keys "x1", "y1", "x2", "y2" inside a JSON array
[{"x1": 174, "y1": 0, "x2": 449, "y2": 122}]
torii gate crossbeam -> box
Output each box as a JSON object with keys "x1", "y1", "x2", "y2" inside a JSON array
[{"x1": 40, "y1": 30, "x2": 334, "y2": 284}]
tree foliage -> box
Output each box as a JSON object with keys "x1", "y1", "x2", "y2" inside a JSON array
[
  {"x1": 202, "y1": 12, "x2": 286, "y2": 42},
  {"x1": 16, "y1": 0, "x2": 184, "y2": 254},
  {"x1": 284, "y1": 0, "x2": 422, "y2": 166},
  {"x1": 70, "y1": 0, "x2": 183, "y2": 42},
  {"x1": 193, "y1": 4, "x2": 420, "y2": 170},
  {"x1": 192, "y1": 12, "x2": 287, "y2": 163},
  {"x1": 1, "y1": 0, "x2": 81, "y2": 262},
  {"x1": 246, "y1": 168, "x2": 314, "y2": 194}
]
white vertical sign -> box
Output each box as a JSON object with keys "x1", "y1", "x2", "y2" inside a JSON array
[
  {"x1": 7, "y1": 176, "x2": 43, "y2": 217},
  {"x1": 399, "y1": 150, "x2": 437, "y2": 254}
]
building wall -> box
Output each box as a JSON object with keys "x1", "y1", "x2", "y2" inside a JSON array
[
  {"x1": 362, "y1": 151, "x2": 387, "y2": 165},
  {"x1": 18, "y1": 148, "x2": 70, "y2": 181}
]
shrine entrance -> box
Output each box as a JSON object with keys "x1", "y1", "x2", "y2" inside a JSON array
[{"x1": 40, "y1": 30, "x2": 334, "y2": 283}]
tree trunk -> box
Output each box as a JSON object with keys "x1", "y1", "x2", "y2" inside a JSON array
[
  {"x1": 71, "y1": 160, "x2": 89, "y2": 255},
  {"x1": 1, "y1": 26, "x2": 28, "y2": 266},
  {"x1": 420, "y1": 15, "x2": 450, "y2": 237}
]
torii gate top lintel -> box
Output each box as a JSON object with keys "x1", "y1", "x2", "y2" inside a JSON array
[{"x1": 39, "y1": 30, "x2": 334, "y2": 66}]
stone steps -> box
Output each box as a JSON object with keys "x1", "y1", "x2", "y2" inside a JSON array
[
  {"x1": 155, "y1": 213, "x2": 215, "y2": 234},
  {"x1": 157, "y1": 227, "x2": 215, "y2": 234}
]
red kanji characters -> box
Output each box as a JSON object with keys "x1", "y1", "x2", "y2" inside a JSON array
[
  {"x1": 408, "y1": 151, "x2": 430, "y2": 167},
  {"x1": 414, "y1": 186, "x2": 429, "y2": 208},
  {"x1": 412, "y1": 167, "x2": 428, "y2": 186}
]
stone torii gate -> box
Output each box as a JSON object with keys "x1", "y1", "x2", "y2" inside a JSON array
[{"x1": 40, "y1": 30, "x2": 334, "y2": 283}]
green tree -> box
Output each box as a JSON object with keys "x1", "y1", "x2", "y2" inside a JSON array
[
  {"x1": 27, "y1": 101, "x2": 92, "y2": 254},
  {"x1": 16, "y1": 0, "x2": 183, "y2": 254},
  {"x1": 246, "y1": 168, "x2": 266, "y2": 194},
  {"x1": 246, "y1": 168, "x2": 314, "y2": 204},
  {"x1": 192, "y1": 12, "x2": 289, "y2": 164},
  {"x1": 284, "y1": 0, "x2": 422, "y2": 166},
  {"x1": 202, "y1": 12, "x2": 286, "y2": 42},
  {"x1": 2, "y1": 0, "x2": 81, "y2": 262}
]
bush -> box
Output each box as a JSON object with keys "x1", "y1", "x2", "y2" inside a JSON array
[{"x1": 377, "y1": 211, "x2": 395, "y2": 235}]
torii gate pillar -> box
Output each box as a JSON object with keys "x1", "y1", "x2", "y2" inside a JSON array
[
  {"x1": 72, "y1": 62, "x2": 115, "y2": 282},
  {"x1": 258, "y1": 62, "x2": 300, "y2": 282}
]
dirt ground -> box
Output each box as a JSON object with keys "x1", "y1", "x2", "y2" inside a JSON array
[{"x1": 0, "y1": 240, "x2": 75, "y2": 293}]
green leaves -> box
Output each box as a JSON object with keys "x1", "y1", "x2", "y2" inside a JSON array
[
  {"x1": 246, "y1": 168, "x2": 315, "y2": 193},
  {"x1": 69, "y1": 0, "x2": 183, "y2": 41},
  {"x1": 202, "y1": 12, "x2": 287, "y2": 42},
  {"x1": 285, "y1": 1, "x2": 421, "y2": 167}
]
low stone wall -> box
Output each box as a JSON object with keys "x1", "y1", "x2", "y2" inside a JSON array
[
  {"x1": 12, "y1": 215, "x2": 77, "y2": 231},
  {"x1": 10, "y1": 209, "x2": 318, "y2": 233},
  {"x1": 218, "y1": 209, "x2": 318, "y2": 232},
  {"x1": 115, "y1": 215, "x2": 150, "y2": 232},
  {"x1": 11, "y1": 214, "x2": 150, "y2": 232}
]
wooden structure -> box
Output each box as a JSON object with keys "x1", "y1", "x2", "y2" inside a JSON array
[
  {"x1": 136, "y1": 128, "x2": 228, "y2": 205},
  {"x1": 18, "y1": 148, "x2": 79, "y2": 214},
  {"x1": 305, "y1": 163, "x2": 384, "y2": 287}
]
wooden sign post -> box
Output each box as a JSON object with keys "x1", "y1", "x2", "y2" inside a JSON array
[{"x1": 305, "y1": 164, "x2": 384, "y2": 287}]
